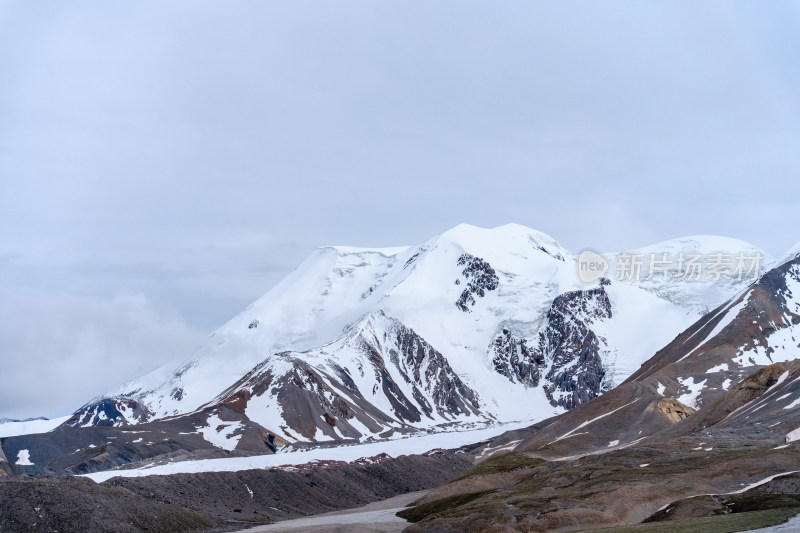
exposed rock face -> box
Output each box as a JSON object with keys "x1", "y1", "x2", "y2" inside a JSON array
[
  {"x1": 656, "y1": 397, "x2": 695, "y2": 423},
  {"x1": 207, "y1": 312, "x2": 482, "y2": 443},
  {"x1": 488, "y1": 285, "x2": 614, "y2": 409},
  {"x1": 491, "y1": 328, "x2": 544, "y2": 387},
  {"x1": 381, "y1": 320, "x2": 481, "y2": 419},
  {"x1": 276, "y1": 361, "x2": 360, "y2": 439},
  {"x1": 208, "y1": 357, "x2": 387, "y2": 442},
  {"x1": 59, "y1": 397, "x2": 153, "y2": 429},
  {"x1": 681, "y1": 362, "x2": 792, "y2": 434},
  {"x1": 0, "y1": 447, "x2": 10, "y2": 478},
  {"x1": 455, "y1": 253, "x2": 499, "y2": 312},
  {"x1": 538, "y1": 286, "x2": 613, "y2": 409}
]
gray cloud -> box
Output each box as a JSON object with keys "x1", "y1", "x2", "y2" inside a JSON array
[
  {"x1": 0, "y1": 290, "x2": 203, "y2": 419},
  {"x1": 1, "y1": 1, "x2": 799, "y2": 417}
]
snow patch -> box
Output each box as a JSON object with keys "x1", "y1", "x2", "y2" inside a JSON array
[
  {"x1": 551, "y1": 399, "x2": 640, "y2": 444},
  {"x1": 15, "y1": 449, "x2": 33, "y2": 466},
  {"x1": 197, "y1": 415, "x2": 243, "y2": 451},
  {"x1": 731, "y1": 470, "x2": 800, "y2": 494},
  {"x1": 787, "y1": 428, "x2": 800, "y2": 443},
  {"x1": 784, "y1": 397, "x2": 800, "y2": 410},
  {"x1": 678, "y1": 295, "x2": 750, "y2": 362},
  {"x1": 677, "y1": 377, "x2": 707, "y2": 410},
  {"x1": 83, "y1": 420, "x2": 534, "y2": 482}
]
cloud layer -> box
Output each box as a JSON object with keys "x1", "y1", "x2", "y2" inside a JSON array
[
  {"x1": 0, "y1": 291, "x2": 202, "y2": 418},
  {"x1": 1, "y1": 2, "x2": 799, "y2": 417}
]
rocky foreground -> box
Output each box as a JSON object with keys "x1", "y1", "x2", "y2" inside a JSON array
[
  {"x1": 0, "y1": 452, "x2": 471, "y2": 532},
  {"x1": 394, "y1": 362, "x2": 800, "y2": 531}
]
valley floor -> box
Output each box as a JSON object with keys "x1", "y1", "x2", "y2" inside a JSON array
[
  {"x1": 751, "y1": 514, "x2": 800, "y2": 532},
  {"x1": 232, "y1": 490, "x2": 428, "y2": 533}
]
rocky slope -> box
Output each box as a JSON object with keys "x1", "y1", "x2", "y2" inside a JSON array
[
  {"x1": 0, "y1": 452, "x2": 472, "y2": 533},
  {"x1": 2, "y1": 405, "x2": 286, "y2": 476},
  {"x1": 397, "y1": 248, "x2": 800, "y2": 532},
  {"x1": 398, "y1": 361, "x2": 800, "y2": 531},
  {"x1": 491, "y1": 251, "x2": 800, "y2": 461}
]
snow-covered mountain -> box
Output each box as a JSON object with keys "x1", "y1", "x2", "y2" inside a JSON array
[
  {"x1": 514, "y1": 245, "x2": 800, "y2": 460},
  {"x1": 65, "y1": 224, "x2": 769, "y2": 448}
]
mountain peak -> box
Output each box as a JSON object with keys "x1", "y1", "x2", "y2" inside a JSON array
[
  {"x1": 321, "y1": 244, "x2": 410, "y2": 257},
  {"x1": 88, "y1": 223, "x2": 778, "y2": 448},
  {"x1": 434, "y1": 223, "x2": 571, "y2": 262},
  {"x1": 635, "y1": 234, "x2": 768, "y2": 256}
]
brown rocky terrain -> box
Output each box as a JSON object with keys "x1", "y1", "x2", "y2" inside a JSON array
[
  {"x1": 0, "y1": 405, "x2": 287, "y2": 476},
  {"x1": 0, "y1": 452, "x2": 472, "y2": 532},
  {"x1": 395, "y1": 255, "x2": 800, "y2": 531},
  {"x1": 400, "y1": 444, "x2": 800, "y2": 532}
]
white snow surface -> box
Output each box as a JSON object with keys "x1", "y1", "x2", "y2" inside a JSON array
[
  {"x1": 625, "y1": 235, "x2": 773, "y2": 314},
  {"x1": 197, "y1": 415, "x2": 243, "y2": 451},
  {"x1": 83, "y1": 420, "x2": 533, "y2": 483},
  {"x1": 0, "y1": 416, "x2": 70, "y2": 438},
  {"x1": 15, "y1": 449, "x2": 33, "y2": 466},
  {"x1": 677, "y1": 377, "x2": 708, "y2": 410},
  {"x1": 731, "y1": 470, "x2": 800, "y2": 494},
  {"x1": 777, "y1": 240, "x2": 800, "y2": 267},
  {"x1": 107, "y1": 224, "x2": 762, "y2": 443},
  {"x1": 731, "y1": 265, "x2": 800, "y2": 369},
  {"x1": 707, "y1": 363, "x2": 730, "y2": 373},
  {"x1": 785, "y1": 397, "x2": 800, "y2": 410}
]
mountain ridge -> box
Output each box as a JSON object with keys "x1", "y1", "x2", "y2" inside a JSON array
[{"x1": 58, "y1": 224, "x2": 771, "y2": 448}]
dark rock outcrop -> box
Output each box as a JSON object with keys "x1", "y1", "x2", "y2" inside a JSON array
[
  {"x1": 207, "y1": 313, "x2": 482, "y2": 443},
  {"x1": 59, "y1": 397, "x2": 153, "y2": 429},
  {"x1": 491, "y1": 328, "x2": 545, "y2": 387},
  {"x1": 537, "y1": 286, "x2": 612, "y2": 409},
  {"x1": 455, "y1": 253, "x2": 499, "y2": 312}
]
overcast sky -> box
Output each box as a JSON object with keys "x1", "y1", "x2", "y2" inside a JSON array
[{"x1": 1, "y1": 2, "x2": 799, "y2": 419}]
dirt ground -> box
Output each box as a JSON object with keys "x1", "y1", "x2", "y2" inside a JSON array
[{"x1": 232, "y1": 490, "x2": 428, "y2": 533}]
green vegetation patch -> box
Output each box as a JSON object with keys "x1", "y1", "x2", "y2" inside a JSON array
[
  {"x1": 451, "y1": 451, "x2": 546, "y2": 482},
  {"x1": 396, "y1": 489, "x2": 496, "y2": 523},
  {"x1": 576, "y1": 508, "x2": 800, "y2": 532}
]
